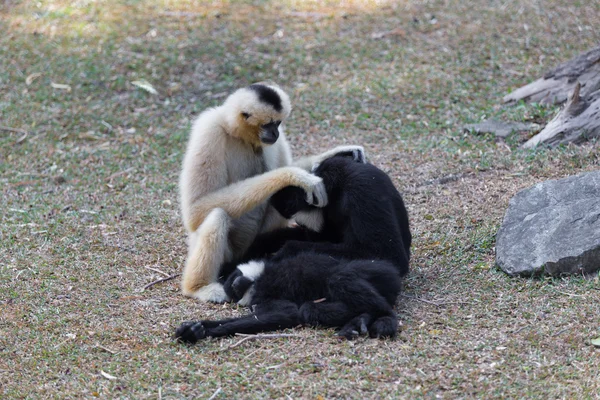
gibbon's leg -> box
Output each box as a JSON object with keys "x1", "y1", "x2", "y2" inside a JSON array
[
  {"x1": 187, "y1": 166, "x2": 327, "y2": 233},
  {"x1": 181, "y1": 208, "x2": 232, "y2": 302},
  {"x1": 292, "y1": 145, "x2": 366, "y2": 171},
  {"x1": 298, "y1": 301, "x2": 356, "y2": 327},
  {"x1": 327, "y1": 271, "x2": 396, "y2": 322},
  {"x1": 175, "y1": 300, "x2": 299, "y2": 343}
]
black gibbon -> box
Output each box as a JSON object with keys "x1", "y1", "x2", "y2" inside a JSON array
[
  {"x1": 179, "y1": 82, "x2": 365, "y2": 302},
  {"x1": 175, "y1": 156, "x2": 411, "y2": 343}
]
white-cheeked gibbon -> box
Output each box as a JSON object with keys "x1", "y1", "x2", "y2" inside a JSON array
[{"x1": 179, "y1": 83, "x2": 365, "y2": 302}]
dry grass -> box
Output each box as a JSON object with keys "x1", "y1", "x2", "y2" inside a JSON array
[{"x1": 1, "y1": 0, "x2": 600, "y2": 398}]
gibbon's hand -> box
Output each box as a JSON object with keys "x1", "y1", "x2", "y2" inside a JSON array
[
  {"x1": 175, "y1": 321, "x2": 207, "y2": 344},
  {"x1": 343, "y1": 145, "x2": 366, "y2": 164},
  {"x1": 302, "y1": 173, "x2": 328, "y2": 208},
  {"x1": 310, "y1": 145, "x2": 366, "y2": 173}
]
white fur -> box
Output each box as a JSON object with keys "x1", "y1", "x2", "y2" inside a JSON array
[
  {"x1": 235, "y1": 260, "x2": 265, "y2": 306},
  {"x1": 237, "y1": 260, "x2": 266, "y2": 281},
  {"x1": 294, "y1": 209, "x2": 325, "y2": 232},
  {"x1": 192, "y1": 282, "x2": 230, "y2": 303},
  {"x1": 237, "y1": 286, "x2": 256, "y2": 307}
]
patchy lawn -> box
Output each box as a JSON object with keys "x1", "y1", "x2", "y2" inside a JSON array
[{"x1": 1, "y1": 0, "x2": 599, "y2": 398}]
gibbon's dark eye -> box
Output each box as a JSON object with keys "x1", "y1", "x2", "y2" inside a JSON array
[{"x1": 242, "y1": 112, "x2": 251, "y2": 119}]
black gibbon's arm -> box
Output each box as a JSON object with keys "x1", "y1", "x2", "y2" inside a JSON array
[
  {"x1": 187, "y1": 166, "x2": 326, "y2": 232},
  {"x1": 175, "y1": 300, "x2": 300, "y2": 343}
]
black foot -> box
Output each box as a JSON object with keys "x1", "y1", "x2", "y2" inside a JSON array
[
  {"x1": 369, "y1": 316, "x2": 398, "y2": 339},
  {"x1": 175, "y1": 321, "x2": 207, "y2": 344}
]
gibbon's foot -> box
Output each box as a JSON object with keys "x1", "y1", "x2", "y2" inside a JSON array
[
  {"x1": 190, "y1": 282, "x2": 231, "y2": 303},
  {"x1": 302, "y1": 173, "x2": 328, "y2": 208},
  {"x1": 337, "y1": 314, "x2": 371, "y2": 340},
  {"x1": 175, "y1": 321, "x2": 207, "y2": 344},
  {"x1": 369, "y1": 315, "x2": 399, "y2": 339}
]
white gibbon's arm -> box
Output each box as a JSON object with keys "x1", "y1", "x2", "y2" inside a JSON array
[
  {"x1": 187, "y1": 166, "x2": 326, "y2": 232},
  {"x1": 293, "y1": 145, "x2": 366, "y2": 171}
]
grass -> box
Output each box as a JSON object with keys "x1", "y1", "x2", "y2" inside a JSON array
[{"x1": 1, "y1": 0, "x2": 600, "y2": 398}]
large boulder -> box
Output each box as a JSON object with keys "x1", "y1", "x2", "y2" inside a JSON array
[{"x1": 496, "y1": 170, "x2": 600, "y2": 276}]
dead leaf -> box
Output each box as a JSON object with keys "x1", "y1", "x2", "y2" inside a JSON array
[
  {"x1": 51, "y1": 82, "x2": 72, "y2": 92},
  {"x1": 100, "y1": 370, "x2": 117, "y2": 380},
  {"x1": 371, "y1": 28, "x2": 406, "y2": 40},
  {"x1": 131, "y1": 79, "x2": 158, "y2": 95},
  {"x1": 26, "y1": 73, "x2": 42, "y2": 85}
]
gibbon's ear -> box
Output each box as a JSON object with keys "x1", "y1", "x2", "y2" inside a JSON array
[{"x1": 241, "y1": 112, "x2": 251, "y2": 119}]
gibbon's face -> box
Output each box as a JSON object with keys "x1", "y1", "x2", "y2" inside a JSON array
[
  {"x1": 235, "y1": 83, "x2": 291, "y2": 146},
  {"x1": 242, "y1": 113, "x2": 282, "y2": 145}
]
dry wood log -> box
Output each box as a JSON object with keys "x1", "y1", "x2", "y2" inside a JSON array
[
  {"x1": 502, "y1": 46, "x2": 600, "y2": 147},
  {"x1": 523, "y1": 82, "x2": 600, "y2": 148},
  {"x1": 504, "y1": 46, "x2": 600, "y2": 105}
]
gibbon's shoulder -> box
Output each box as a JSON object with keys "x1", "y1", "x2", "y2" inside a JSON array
[{"x1": 187, "y1": 108, "x2": 229, "y2": 145}]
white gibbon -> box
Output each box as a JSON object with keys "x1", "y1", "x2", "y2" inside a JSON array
[{"x1": 179, "y1": 83, "x2": 365, "y2": 302}]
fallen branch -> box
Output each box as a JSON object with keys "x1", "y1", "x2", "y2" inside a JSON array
[
  {"x1": 0, "y1": 125, "x2": 29, "y2": 135},
  {"x1": 226, "y1": 333, "x2": 301, "y2": 350},
  {"x1": 401, "y1": 293, "x2": 474, "y2": 307},
  {"x1": 144, "y1": 265, "x2": 170, "y2": 277},
  {"x1": 207, "y1": 388, "x2": 222, "y2": 400},
  {"x1": 552, "y1": 327, "x2": 571, "y2": 337},
  {"x1": 142, "y1": 273, "x2": 181, "y2": 291},
  {"x1": 95, "y1": 344, "x2": 118, "y2": 354},
  {"x1": 106, "y1": 167, "x2": 135, "y2": 181}
]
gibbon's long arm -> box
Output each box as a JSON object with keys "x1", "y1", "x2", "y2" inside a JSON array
[
  {"x1": 175, "y1": 300, "x2": 300, "y2": 342},
  {"x1": 292, "y1": 145, "x2": 366, "y2": 171},
  {"x1": 187, "y1": 166, "x2": 326, "y2": 232}
]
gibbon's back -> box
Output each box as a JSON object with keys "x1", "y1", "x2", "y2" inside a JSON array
[{"x1": 315, "y1": 156, "x2": 412, "y2": 274}]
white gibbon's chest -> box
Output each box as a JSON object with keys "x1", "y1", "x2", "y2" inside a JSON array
[{"x1": 225, "y1": 138, "x2": 267, "y2": 183}]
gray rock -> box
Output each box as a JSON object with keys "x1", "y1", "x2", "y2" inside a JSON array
[
  {"x1": 464, "y1": 119, "x2": 539, "y2": 138},
  {"x1": 496, "y1": 170, "x2": 600, "y2": 276}
]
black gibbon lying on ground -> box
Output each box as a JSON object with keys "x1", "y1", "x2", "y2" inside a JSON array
[
  {"x1": 175, "y1": 156, "x2": 411, "y2": 343},
  {"x1": 179, "y1": 82, "x2": 365, "y2": 302}
]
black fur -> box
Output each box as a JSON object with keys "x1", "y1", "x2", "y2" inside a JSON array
[
  {"x1": 176, "y1": 157, "x2": 411, "y2": 343},
  {"x1": 248, "y1": 84, "x2": 282, "y2": 112}
]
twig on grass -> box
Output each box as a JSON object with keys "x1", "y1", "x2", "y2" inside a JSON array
[
  {"x1": 144, "y1": 265, "x2": 171, "y2": 277},
  {"x1": 554, "y1": 290, "x2": 585, "y2": 297},
  {"x1": 552, "y1": 327, "x2": 571, "y2": 337},
  {"x1": 401, "y1": 293, "x2": 474, "y2": 307},
  {"x1": 105, "y1": 167, "x2": 135, "y2": 181},
  {"x1": 513, "y1": 325, "x2": 531, "y2": 334},
  {"x1": 207, "y1": 387, "x2": 222, "y2": 400},
  {"x1": 0, "y1": 125, "x2": 29, "y2": 135},
  {"x1": 142, "y1": 273, "x2": 181, "y2": 291},
  {"x1": 225, "y1": 333, "x2": 301, "y2": 350},
  {"x1": 95, "y1": 344, "x2": 118, "y2": 354}
]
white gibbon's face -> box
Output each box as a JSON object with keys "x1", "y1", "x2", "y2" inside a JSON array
[{"x1": 226, "y1": 84, "x2": 291, "y2": 146}]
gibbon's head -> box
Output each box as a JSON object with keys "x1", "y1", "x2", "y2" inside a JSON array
[{"x1": 224, "y1": 83, "x2": 292, "y2": 146}]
